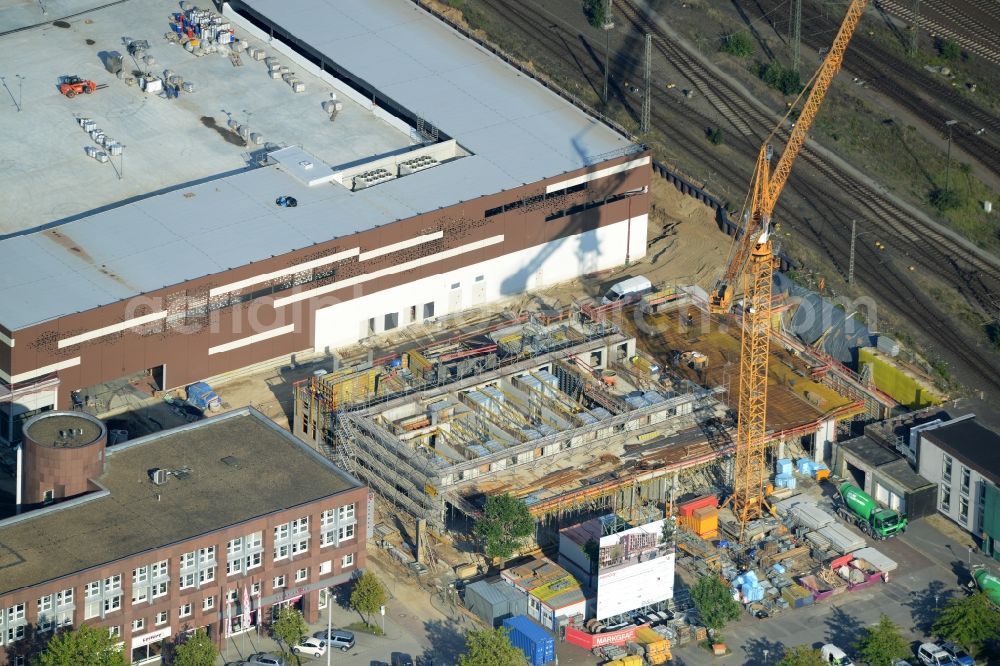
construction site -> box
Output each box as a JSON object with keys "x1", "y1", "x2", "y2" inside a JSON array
[{"x1": 293, "y1": 283, "x2": 891, "y2": 543}]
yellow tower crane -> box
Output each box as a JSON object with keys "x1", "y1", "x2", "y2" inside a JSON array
[{"x1": 712, "y1": 0, "x2": 870, "y2": 540}]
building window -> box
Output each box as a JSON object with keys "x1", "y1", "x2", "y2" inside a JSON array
[
  {"x1": 273, "y1": 575, "x2": 285, "y2": 590},
  {"x1": 295, "y1": 568, "x2": 308, "y2": 582},
  {"x1": 274, "y1": 544, "x2": 290, "y2": 561},
  {"x1": 960, "y1": 496, "x2": 969, "y2": 522},
  {"x1": 475, "y1": 275, "x2": 484, "y2": 282},
  {"x1": 132, "y1": 618, "x2": 144, "y2": 632},
  {"x1": 37, "y1": 595, "x2": 53, "y2": 631},
  {"x1": 199, "y1": 567, "x2": 216, "y2": 585},
  {"x1": 941, "y1": 485, "x2": 951, "y2": 512},
  {"x1": 342, "y1": 553, "x2": 355, "y2": 568},
  {"x1": 155, "y1": 611, "x2": 168, "y2": 626},
  {"x1": 339, "y1": 504, "x2": 356, "y2": 521},
  {"x1": 291, "y1": 539, "x2": 309, "y2": 557},
  {"x1": 246, "y1": 552, "x2": 262, "y2": 570},
  {"x1": 384, "y1": 312, "x2": 398, "y2": 331},
  {"x1": 227, "y1": 558, "x2": 243, "y2": 577},
  {"x1": 108, "y1": 626, "x2": 121, "y2": 639},
  {"x1": 105, "y1": 575, "x2": 122, "y2": 591},
  {"x1": 961, "y1": 468, "x2": 971, "y2": 495},
  {"x1": 339, "y1": 524, "x2": 356, "y2": 541},
  {"x1": 423, "y1": 302, "x2": 435, "y2": 319},
  {"x1": 151, "y1": 582, "x2": 168, "y2": 599},
  {"x1": 319, "y1": 560, "x2": 332, "y2": 575},
  {"x1": 151, "y1": 560, "x2": 169, "y2": 578},
  {"x1": 179, "y1": 604, "x2": 192, "y2": 619},
  {"x1": 943, "y1": 455, "x2": 953, "y2": 482},
  {"x1": 42, "y1": 489, "x2": 54, "y2": 503},
  {"x1": 203, "y1": 596, "x2": 215, "y2": 611},
  {"x1": 104, "y1": 595, "x2": 121, "y2": 614},
  {"x1": 450, "y1": 282, "x2": 460, "y2": 290},
  {"x1": 250, "y1": 582, "x2": 261, "y2": 596},
  {"x1": 199, "y1": 546, "x2": 216, "y2": 565}
]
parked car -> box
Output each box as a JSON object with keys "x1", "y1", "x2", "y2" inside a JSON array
[
  {"x1": 313, "y1": 628, "x2": 355, "y2": 650},
  {"x1": 892, "y1": 661, "x2": 915, "y2": 666},
  {"x1": 936, "y1": 641, "x2": 974, "y2": 666},
  {"x1": 292, "y1": 636, "x2": 326, "y2": 657},
  {"x1": 821, "y1": 644, "x2": 855, "y2": 666},
  {"x1": 917, "y1": 643, "x2": 958, "y2": 666},
  {"x1": 391, "y1": 653, "x2": 415, "y2": 666},
  {"x1": 245, "y1": 654, "x2": 285, "y2": 666}
]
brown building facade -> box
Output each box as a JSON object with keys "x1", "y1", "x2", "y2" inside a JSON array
[
  {"x1": 0, "y1": 0, "x2": 650, "y2": 444},
  {"x1": 0, "y1": 408, "x2": 368, "y2": 664}
]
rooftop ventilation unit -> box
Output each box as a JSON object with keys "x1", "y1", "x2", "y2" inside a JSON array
[
  {"x1": 150, "y1": 468, "x2": 169, "y2": 485},
  {"x1": 397, "y1": 155, "x2": 439, "y2": 176},
  {"x1": 352, "y1": 167, "x2": 395, "y2": 191}
]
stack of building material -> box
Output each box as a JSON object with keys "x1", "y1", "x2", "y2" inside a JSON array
[
  {"x1": 635, "y1": 627, "x2": 671, "y2": 665},
  {"x1": 604, "y1": 656, "x2": 642, "y2": 666},
  {"x1": 780, "y1": 583, "x2": 814, "y2": 608},
  {"x1": 794, "y1": 458, "x2": 830, "y2": 480},
  {"x1": 851, "y1": 547, "x2": 897, "y2": 573},
  {"x1": 788, "y1": 503, "x2": 835, "y2": 531},
  {"x1": 815, "y1": 523, "x2": 865, "y2": 554},
  {"x1": 732, "y1": 571, "x2": 765, "y2": 602}
]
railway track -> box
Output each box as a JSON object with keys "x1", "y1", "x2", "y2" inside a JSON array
[
  {"x1": 875, "y1": 0, "x2": 1000, "y2": 65},
  {"x1": 735, "y1": 0, "x2": 1000, "y2": 183},
  {"x1": 617, "y1": 0, "x2": 1000, "y2": 303},
  {"x1": 473, "y1": 0, "x2": 1000, "y2": 392}
]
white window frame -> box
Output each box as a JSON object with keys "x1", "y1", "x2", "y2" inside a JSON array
[
  {"x1": 295, "y1": 568, "x2": 308, "y2": 582},
  {"x1": 179, "y1": 604, "x2": 192, "y2": 619},
  {"x1": 342, "y1": 553, "x2": 355, "y2": 568}
]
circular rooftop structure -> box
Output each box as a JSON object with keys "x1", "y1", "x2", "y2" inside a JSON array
[
  {"x1": 22, "y1": 411, "x2": 107, "y2": 506},
  {"x1": 23, "y1": 411, "x2": 105, "y2": 448}
]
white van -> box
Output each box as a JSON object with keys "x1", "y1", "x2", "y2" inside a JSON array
[
  {"x1": 821, "y1": 644, "x2": 855, "y2": 666},
  {"x1": 601, "y1": 276, "x2": 653, "y2": 304}
]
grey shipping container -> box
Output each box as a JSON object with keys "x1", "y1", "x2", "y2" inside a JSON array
[{"x1": 463, "y1": 580, "x2": 527, "y2": 627}]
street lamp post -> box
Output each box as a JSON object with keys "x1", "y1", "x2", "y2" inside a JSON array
[
  {"x1": 326, "y1": 591, "x2": 337, "y2": 666},
  {"x1": 602, "y1": 0, "x2": 613, "y2": 106},
  {"x1": 763, "y1": 649, "x2": 769, "y2": 665},
  {"x1": 944, "y1": 119, "x2": 958, "y2": 199},
  {"x1": 848, "y1": 219, "x2": 881, "y2": 285}
]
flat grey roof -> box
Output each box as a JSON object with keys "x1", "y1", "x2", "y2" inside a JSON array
[
  {"x1": 0, "y1": 408, "x2": 360, "y2": 596},
  {"x1": 923, "y1": 416, "x2": 1000, "y2": 485},
  {"x1": 877, "y1": 458, "x2": 935, "y2": 493},
  {"x1": 0, "y1": 0, "x2": 634, "y2": 331},
  {"x1": 840, "y1": 436, "x2": 900, "y2": 467}
]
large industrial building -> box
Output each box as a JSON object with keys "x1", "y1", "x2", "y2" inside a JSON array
[{"x1": 0, "y1": 0, "x2": 649, "y2": 445}]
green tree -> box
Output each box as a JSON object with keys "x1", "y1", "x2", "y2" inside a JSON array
[
  {"x1": 474, "y1": 494, "x2": 535, "y2": 561},
  {"x1": 350, "y1": 570, "x2": 389, "y2": 625},
  {"x1": 777, "y1": 645, "x2": 826, "y2": 666},
  {"x1": 706, "y1": 127, "x2": 725, "y2": 145},
  {"x1": 937, "y1": 37, "x2": 961, "y2": 60},
  {"x1": 270, "y1": 606, "x2": 308, "y2": 653},
  {"x1": 171, "y1": 628, "x2": 218, "y2": 666},
  {"x1": 760, "y1": 62, "x2": 802, "y2": 95},
  {"x1": 583, "y1": 0, "x2": 610, "y2": 29},
  {"x1": 929, "y1": 187, "x2": 962, "y2": 211},
  {"x1": 458, "y1": 627, "x2": 529, "y2": 666},
  {"x1": 932, "y1": 591, "x2": 1000, "y2": 656},
  {"x1": 855, "y1": 614, "x2": 910, "y2": 666},
  {"x1": 720, "y1": 31, "x2": 754, "y2": 57},
  {"x1": 690, "y1": 575, "x2": 741, "y2": 630},
  {"x1": 36, "y1": 624, "x2": 127, "y2": 666}
]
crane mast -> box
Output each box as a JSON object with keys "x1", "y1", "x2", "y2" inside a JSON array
[{"x1": 726, "y1": 0, "x2": 869, "y2": 540}]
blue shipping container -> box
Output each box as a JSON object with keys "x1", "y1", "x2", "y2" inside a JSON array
[{"x1": 503, "y1": 615, "x2": 555, "y2": 666}]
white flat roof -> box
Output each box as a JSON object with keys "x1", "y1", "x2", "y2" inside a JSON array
[{"x1": 0, "y1": 0, "x2": 637, "y2": 331}]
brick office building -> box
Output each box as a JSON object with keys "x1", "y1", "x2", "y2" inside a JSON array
[{"x1": 0, "y1": 408, "x2": 367, "y2": 664}]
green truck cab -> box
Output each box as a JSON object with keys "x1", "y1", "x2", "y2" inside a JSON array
[{"x1": 837, "y1": 482, "x2": 907, "y2": 539}]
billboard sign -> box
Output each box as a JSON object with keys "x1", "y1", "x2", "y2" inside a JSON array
[{"x1": 595, "y1": 518, "x2": 674, "y2": 620}]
